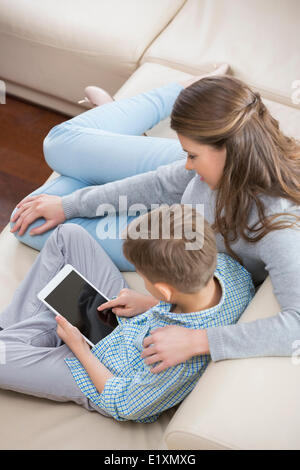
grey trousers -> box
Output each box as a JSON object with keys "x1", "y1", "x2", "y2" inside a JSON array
[{"x1": 0, "y1": 223, "x2": 129, "y2": 416}]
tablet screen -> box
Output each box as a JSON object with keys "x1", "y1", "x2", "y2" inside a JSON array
[{"x1": 44, "y1": 269, "x2": 118, "y2": 344}]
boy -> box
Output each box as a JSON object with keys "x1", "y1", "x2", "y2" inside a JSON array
[{"x1": 0, "y1": 204, "x2": 254, "y2": 422}]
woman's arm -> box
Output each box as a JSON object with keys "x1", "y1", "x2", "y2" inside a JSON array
[
  {"x1": 206, "y1": 225, "x2": 300, "y2": 361},
  {"x1": 142, "y1": 225, "x2": 300, "y2": 371},
  {"x1": 11, "y1": 158, "x2": 194, "y2": 236},
  {"x1": 61, "y1": 159, "x2": 194, "y2": 219}
]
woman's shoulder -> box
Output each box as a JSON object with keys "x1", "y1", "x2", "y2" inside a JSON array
[
  {"x1": 247, "y1": 193, "x2": 300, "y2": 233},
  {"x1": 256, "y1": 193, "x2": 300, "y2": 216},
  {"x1": 215, "y1": 253, "x2": 255, "y2": 310}
]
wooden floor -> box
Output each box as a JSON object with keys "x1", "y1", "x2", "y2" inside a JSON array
[{"x1": 0, "y1": 95, "x2": 68, "y2": 233}]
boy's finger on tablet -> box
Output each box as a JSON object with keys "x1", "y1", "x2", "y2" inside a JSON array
[
  {"x1": 97, "y1": 299, "x2": 117, "y2": 311},
  {"x1": 111, "y1": 307, "x2": 129, "y2": 316},
  {"x1": 56, "y1": 314, "x2": 68, "y2": 326},
  {"x1": 97, "y1": 302, "x2": 109, "y2": 311}
]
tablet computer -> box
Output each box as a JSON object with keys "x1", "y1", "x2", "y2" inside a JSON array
[{"x1": 37, "y1": 264, "x2": 118, "y2": 347}]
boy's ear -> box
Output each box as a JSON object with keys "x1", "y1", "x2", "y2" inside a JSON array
[{"x1": 154, "y1": 282, "x2": 173, "y2": 302}]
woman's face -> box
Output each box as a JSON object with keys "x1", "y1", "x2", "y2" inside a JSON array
[{"x1": 177, "y1": 134, "x2": 227, "y2": 190}]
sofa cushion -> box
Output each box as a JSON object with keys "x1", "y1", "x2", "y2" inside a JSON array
[
  {"x1": 116, "y1": 62, "x2": 300, "y2": 142},
  {"x1": 164, "y1": 276, "x2": 300, "y2": 450},
  {"x1": 142, "y1": 0, "x2": 300, "y2": 106},
  {"x1": 1, "y1": 61, "x2": 299, "y2": 450},
  {"x1": 0, "y1": 388, "x2": 175, "y2": 450}
]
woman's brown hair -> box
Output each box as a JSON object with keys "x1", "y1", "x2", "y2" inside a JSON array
[{"x1": 170, "y1": 75, "x2": 300, "y2": 265}]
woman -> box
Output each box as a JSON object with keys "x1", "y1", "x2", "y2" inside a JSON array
[{"x1": 9, "y1": 68, "x2": 300, "y2": 372}]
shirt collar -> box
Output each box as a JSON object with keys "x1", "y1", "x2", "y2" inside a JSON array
[{"x1": 150, "y1": 271, "x2": 226, "y2": 327}]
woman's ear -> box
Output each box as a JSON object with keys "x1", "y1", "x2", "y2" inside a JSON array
[{"x1": 154, "y1": 283, "x2": 173, "y2": 302}]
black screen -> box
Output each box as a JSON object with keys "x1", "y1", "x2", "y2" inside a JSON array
[{"x1": 44, "y1": 269, "x2": 118, "y2": 344}]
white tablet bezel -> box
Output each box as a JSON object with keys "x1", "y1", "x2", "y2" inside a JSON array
[{"x1": 37, "y1": 264, "x2": 112, "y2": 347}]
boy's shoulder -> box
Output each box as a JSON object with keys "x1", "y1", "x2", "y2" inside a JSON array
[
  {"x1": 215, "y1": 252, "x2": 255, "y2": 304},
  {"x1": 216, "y1": 252, "x2": 253, "y2": 283}
]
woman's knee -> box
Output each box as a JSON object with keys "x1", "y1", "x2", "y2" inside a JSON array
[
  {"x1": 43, "y1": 122, "x2": 67, "y2": 169},
  {"x1": 9, "y1": 206, "x2": 18, "y2": 224}
]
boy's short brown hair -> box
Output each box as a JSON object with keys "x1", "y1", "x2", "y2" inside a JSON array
[{"x1": 122, "y1": 204, "x2": 217, "y2": 294}]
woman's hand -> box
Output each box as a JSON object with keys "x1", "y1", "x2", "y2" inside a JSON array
[
  {"x1": 97, "y1": 288, "x2": 158, "y2": 317},
  {"x1": 141, "y1": 326, "x2": 210, "y2": 373},
  {"x1": 56, "y1": 315, "x2": 91, "y2": 357},
  {"x1": 10, "y1": 194, "x2": 66, "y2": 236}
]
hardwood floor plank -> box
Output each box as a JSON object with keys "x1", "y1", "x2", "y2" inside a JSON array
[
  {"x1": 0, "y1": 94, "x2": 68, "y2": 233},
  {"x1": 0, "y1": 170, "x2": 40, "y2": 231},
  {"x1": 0, "y1": 147, "x2": 53, "y2": 185}
]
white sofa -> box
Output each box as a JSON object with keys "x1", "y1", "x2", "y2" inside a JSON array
[{"x1": 1, "y1": 0, "x2": 300, "y2": 450}]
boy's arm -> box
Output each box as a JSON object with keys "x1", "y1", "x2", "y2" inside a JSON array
[
  {"x1": 85, "y1": 358, "x2": 207, "y2": 422},
  {"x1": 76, "y1": 348, "x2": 114, "y2": 393},
  {"x1": 56, "y1": 314, "x2": 114, "y2": 392},
  {"x1": 97, "y1": 291, "x2": 159, "y2": 320},
  {"x1": 57, "y1": 315, "x2": 204, "y2": 422}
]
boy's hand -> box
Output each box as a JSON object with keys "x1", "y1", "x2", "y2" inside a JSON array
[
  {"x1": 97, "y1": 288, "x2": 158, "y2": 317},
  {"x1": 56, "y1": 315, "x2": 91, "y2": 356},
  {"x1": 56, "y1": 315, "x2": 113, "y2": 394}
]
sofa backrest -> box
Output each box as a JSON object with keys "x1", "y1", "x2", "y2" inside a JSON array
[{"x1": 142, "y1": 0, "x2": 300, "y2": 107}]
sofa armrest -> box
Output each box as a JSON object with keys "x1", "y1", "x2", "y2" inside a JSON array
[{"x1": 163, "y1": 277, "x2": 300, "y2": 450}]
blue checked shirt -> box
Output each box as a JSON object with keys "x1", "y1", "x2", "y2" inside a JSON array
[{"x1": 65, "y1": 253, "x2": 255, "y2": 423}]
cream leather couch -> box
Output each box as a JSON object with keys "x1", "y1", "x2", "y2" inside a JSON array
[{"x1": 1, "y1": 0, "x2": 300, "y2": 450}]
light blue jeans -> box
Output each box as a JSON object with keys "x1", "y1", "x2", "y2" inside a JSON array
[{"x1": 10, "y1": 82, "x2": 185, "y2": 271}]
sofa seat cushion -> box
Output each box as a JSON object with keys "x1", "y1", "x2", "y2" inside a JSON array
[
  {"x1": 116, "y1": 62, "x2": 300, "y2": 142},
  {"x1": 0, "y1": 388, "x2": 175, "y2": 450}
]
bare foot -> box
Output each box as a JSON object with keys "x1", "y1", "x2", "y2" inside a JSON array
[{"x1": 180, "y1": 63, "x2": 230, "y2": 89}]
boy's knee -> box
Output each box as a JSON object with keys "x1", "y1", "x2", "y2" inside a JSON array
[{"x1": 57, "y1": 223, "x2": 87, "y2": 241}]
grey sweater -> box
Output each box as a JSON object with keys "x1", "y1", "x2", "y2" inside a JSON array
[{"x1": 61, "y1": 159, "x2": 300, "y2": 362}]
